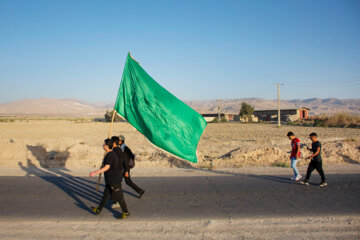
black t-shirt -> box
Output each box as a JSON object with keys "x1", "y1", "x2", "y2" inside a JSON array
[
  {"x1": 102, "y1": 151, "x2": 122, "y2": 185},
  {"x1": 311, "y1": 141, "x2": 322, "y2": 161}
]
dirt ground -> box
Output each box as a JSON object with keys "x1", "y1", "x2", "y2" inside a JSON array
[
  {"x1": 1, "y1": 121, "x2": 360, "y2": 240},
  {"x1": 0, "y1": 121, "x2": 359, "y2": 169},
  {"x1": 1, "y1": 217, "x2": 359, "y2": 240}
]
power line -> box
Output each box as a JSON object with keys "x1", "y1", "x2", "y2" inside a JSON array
[
  {"x1": 244, "y1": 83, "x2": 274, "y2": 98},
  {"x1": 286, "y1": 81, "x2": 360, "y2": 88},
  {"x1": 285, "y1": 76, "x2": 360, "y2": 84}
]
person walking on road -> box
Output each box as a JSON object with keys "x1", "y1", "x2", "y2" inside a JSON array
[
  {"x1": 287, "y1": 131, "x2": 302, "y2": 181},
  {"x1": 119, "y1": 135, "x2": 145, "y2": 198},
  {"x1": 110, "y1": 135, "x2": 145, "y2": 209},
  {"x1": 300, "y1": 132, "x2": 327, "y2": 187},
  {"x1": 89, "y1": 138, "x2": 130, "y2": 219}
]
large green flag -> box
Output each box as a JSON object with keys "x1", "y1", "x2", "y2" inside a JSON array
[{"x1": 114, "y1": 53, "x2": 207, "y2": 163}]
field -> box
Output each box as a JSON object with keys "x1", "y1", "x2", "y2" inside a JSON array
[
  {"x1": 0, "y1": 120, "x2": 359, "y2": 169},
  {"x1": 1, "y1": 120, "x2": 360, "y2": 240}
]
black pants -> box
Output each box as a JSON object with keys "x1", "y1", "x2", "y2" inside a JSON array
[
  {"x1": 98, "y1": 183, "x2": 128, "y2": 213},
  {"x1": 305, "y1": 160, "x2": 326, "y2": 182},
  {"x1": 125, "y1": 171, "x2": 143, "y2": 194}
]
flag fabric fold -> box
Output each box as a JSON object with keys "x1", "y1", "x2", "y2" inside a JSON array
[{"x1": 114, "y1": 53, "x2": 207, "y2": 163}]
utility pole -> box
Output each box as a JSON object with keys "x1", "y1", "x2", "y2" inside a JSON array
[
  {"x1": 274, "y1": 82, "x2": 284, "y2": 127},
  {"x1": 217, "y1": 99, "x2": 221, "y2": 122}
]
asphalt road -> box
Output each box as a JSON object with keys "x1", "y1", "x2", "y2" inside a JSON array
[{"x1": 0, "y1": 166, "x2": 359, "y2": 222}]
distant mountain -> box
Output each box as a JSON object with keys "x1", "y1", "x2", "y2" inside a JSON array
[
  {"x1": 0, "y1": 98, "x2": 111, "y2": 117},
  {"x1": 0, "y1": 97, "x2": 359, "y2": 116},
  {"x1": 185, "y1": 98, "x2": 360, "y2": 115}
]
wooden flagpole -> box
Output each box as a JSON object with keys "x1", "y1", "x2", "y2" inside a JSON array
[{"x1": 96, "y1": 109, "x2": 117, "y2": 192}]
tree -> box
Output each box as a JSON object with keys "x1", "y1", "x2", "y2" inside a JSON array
[
  {"x1": 240, "y1": 102, "x2": 254, "y2": 118},
  {"x1": 104, "y1": 110, "x2": 124, "y2": 122}
]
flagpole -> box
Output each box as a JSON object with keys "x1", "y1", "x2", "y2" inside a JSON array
[
  {"x1": 108, "y1": 109, "x2": 117, "y2": 138},
  {"x1": 96, "y1": 109, "x2": 116, "y2": 192}
]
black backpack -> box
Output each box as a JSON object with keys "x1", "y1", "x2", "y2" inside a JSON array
[{"x1": 124, "y1": 146, "x2": 135, "y2": 168}]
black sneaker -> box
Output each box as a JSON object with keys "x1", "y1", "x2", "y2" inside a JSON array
[
  {"x1": 138, "y1": 190, "x2": 145, "y2": 199},
  {"x1": 319, "y1": 182, "x2": 328, "y2": 187},
  {"x1": 91, "y1": 206, "x2": 101, "y2": 215},
  {"x1": 300, "y1": 180, "x2": 309, "y2": 186},
  {"x1": 117, "y1": 212, "x2": 130, "y2": 219}
]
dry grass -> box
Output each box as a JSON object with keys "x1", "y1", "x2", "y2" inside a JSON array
[{"x1": 311, "y1": 113, "x2": 360, "y2": 128}]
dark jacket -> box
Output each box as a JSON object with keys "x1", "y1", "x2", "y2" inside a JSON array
[{"x1": 121, "y1": 144, "x2": 135, "y2": 172}]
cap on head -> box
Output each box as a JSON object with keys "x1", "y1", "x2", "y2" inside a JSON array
[{"x1": 119, "y1": 135, "x2": 125, "y2": 141}]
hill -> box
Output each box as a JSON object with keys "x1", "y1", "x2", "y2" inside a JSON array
[
  {"x1": 0, "y1": 98, "x2": 106, "y2": 117},
  {"x1": 186, "y1": 98, "x2": 360, "y2": 115},
  {"x1": 0, "y1": 97, "x2": 359, "y2": 116}
]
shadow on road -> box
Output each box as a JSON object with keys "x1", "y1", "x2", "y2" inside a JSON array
[
  {"x1": 19, "y1": 160, "x2": 104, "y2": 213},
  {"x1": 18, "y1": 159, "x2": 139, "y2": 217},
  {"x1": 188, "y1": 167, "x2": 299, "y2": 185}
]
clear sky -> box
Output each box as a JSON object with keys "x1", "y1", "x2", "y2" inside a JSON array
[{"x1": 0, "y1": 0, "x2": 359, "y2": 103}]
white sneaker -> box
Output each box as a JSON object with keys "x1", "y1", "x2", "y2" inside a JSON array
[
  {"x1": 111, "y1": 202, "x2": 120, "y2": 209},
  {"x1": 295, "y1": 175, "x2": 302, "y2": 181},
  {"x1": 291, "y1": 176, "x2": 296, "y2": 181},
  {"x1": 319, "y1": 182, "x2": 328, "y2": 187}
]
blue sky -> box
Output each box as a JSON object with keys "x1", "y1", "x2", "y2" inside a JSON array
[{"x1": 0, "y1": 0, "x2": 359, "y2": 103}]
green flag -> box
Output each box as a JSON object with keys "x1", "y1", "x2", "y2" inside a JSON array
[{"x1": 114, "y1": 53, "x2": 207, "y2": 163}]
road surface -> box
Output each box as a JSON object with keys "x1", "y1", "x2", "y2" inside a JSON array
[{"x1": 0, "y1": 166, "x2": 359, "y2": 239}]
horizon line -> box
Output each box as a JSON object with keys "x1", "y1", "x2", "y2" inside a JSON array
[{"x1": 1, "y1": 96, "x2": 360, "y2": 105}]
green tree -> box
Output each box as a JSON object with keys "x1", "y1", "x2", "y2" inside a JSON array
[
  {"x1": 104, "y1": 110, "x2": 124, "y2": 122},
  {"x1": 240, "y1": 102, "x2": 255, "y2": 118}
]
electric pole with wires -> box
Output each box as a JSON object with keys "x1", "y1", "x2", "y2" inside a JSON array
[
  {"x1": 274, "y1": 82, "x2": 284, "y2": 127},
  {"x1": 217, "y1": 99, "x2": 221, "y2": 122}
]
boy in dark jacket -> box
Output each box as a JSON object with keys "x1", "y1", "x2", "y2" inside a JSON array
[
  {"x1": 110, "y1": 135, "x2": 145, "y2": 209},
  {"x1": 119, "y1": 135, "x2": 145, "y2": 197}
]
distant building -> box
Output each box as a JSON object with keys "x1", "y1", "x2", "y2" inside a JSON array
[
  {"x1": 201, "y1": 113, "x2": 224, "y2": 122},
  {"x1": 225, "y1": 113, "x2": 240, "y2": 121},
  {"x1": 254, "y1": 107, "x2": 310, "y2": 122},
  {"x1": 239, "y1": 115, "x2": 258, "y2": 123},
  {"x1": 201, "y1": 113, "x2": 240, "y2": 122}
]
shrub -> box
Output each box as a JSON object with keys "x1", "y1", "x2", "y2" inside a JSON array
[
  {"x1": 211, "y1": 116, "x2": 228, "y2": 123},
  {"x1": 312, "y1": 113, "x2": 360, "y2": 128},
  {"x1": 104, "y1": 110, "x2": 124, "y2": 122},
  {"x1": 220, "y1": 117, "x2": 228, "y2": 122}
]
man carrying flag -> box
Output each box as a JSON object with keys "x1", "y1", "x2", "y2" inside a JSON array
[
  {"x1": 111, "y1": 135, "x2": 145, "y2": 205},
  {"x1": 89, "y1": 139, "x2": 129, "y2": 219},
  {"x1": 93, "y1": 52, "x2": 207, "y2": 214}
]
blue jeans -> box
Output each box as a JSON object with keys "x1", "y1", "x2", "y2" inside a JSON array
[{"x1": 291, "y1": 157, "x2": 299, "y2": 177}]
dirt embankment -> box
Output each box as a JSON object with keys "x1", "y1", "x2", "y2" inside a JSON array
[{"x1": 0, "y1": 121, "x2": 359, "y2": 169}]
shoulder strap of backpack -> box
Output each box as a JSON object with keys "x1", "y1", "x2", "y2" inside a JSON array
[{"x1": 124, "y1": 146, "x2": 135, "y2": 160}]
